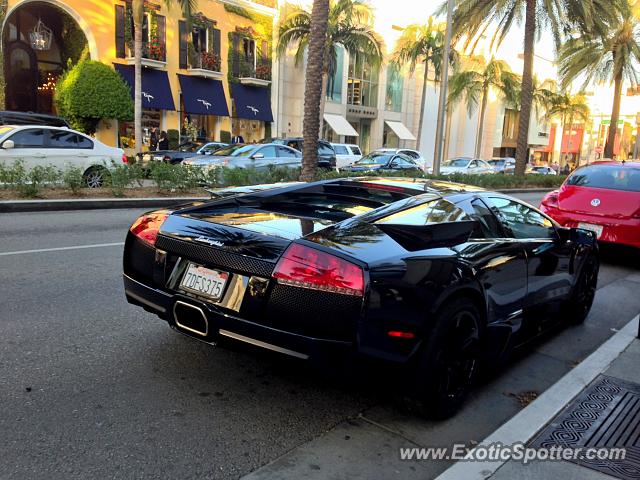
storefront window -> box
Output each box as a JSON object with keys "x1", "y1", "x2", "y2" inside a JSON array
[
  {"x1": 383, "y1": 123, "x2": 400, "y2": 148},
  {"x1": 347, "y1": 52, "x2": 378, "y2": 108},
  {"x1": 119, "y1": 108, "x2": 162, "y2": 150},
  {"x1": 326, "y1": 47, "x2": 344, "y2": 103},
  {"x1": 385, "y1": 67, "x2": 403, "y2": 112}
]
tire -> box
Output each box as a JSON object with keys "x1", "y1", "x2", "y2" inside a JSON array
[
  {"x1": 84, "y1": 167, "x2": 108, "y2": 189},
  {"x1": 566, "y1": 254, "x2": 599, "y2": 324},
  {"x1": 406, "y1": 298, "x2": 483, "y2": 419}
]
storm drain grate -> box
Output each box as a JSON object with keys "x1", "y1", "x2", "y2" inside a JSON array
[{"x1": 530, "y1": 375, "x2": 640, "y2": 479}]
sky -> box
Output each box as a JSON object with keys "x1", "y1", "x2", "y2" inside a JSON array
[{"x1": 369, "y1": 0, "x2": 558, "y2": 80}]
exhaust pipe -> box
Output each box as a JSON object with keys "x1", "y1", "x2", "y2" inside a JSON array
[{"x1": 173, "y1": 301, "x2": 209, "y2": 337}]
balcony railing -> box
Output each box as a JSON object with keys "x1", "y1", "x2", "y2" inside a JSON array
[
  {"x1": 189, "y1": 50, "x2": 222, "y2": 72},
  {"x1": 233, "y1": 58, "x2": 272, "y2": 85},
  {"x1": 125, "y1": 40, "x2": 167, "y2": 68}
]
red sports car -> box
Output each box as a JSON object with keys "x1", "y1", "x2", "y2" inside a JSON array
[{"x1": 540, "y1": 161, "x2": 640, "y2": 248}]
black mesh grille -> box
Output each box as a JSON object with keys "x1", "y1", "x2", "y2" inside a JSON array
[
  {"x1": 156, "y1": 235, "x2": 275, "y2": 277},
  {"x1": 266, "y1": 283, "x2": 362, "y2": 341}
]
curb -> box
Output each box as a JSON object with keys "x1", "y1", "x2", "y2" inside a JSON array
[
  {"x1": 0, "y1": 197, "x2": 208, "y2": 213},
  {"x1": 436, "y1": 314, "x2": 640, "y2": 480},
  {"x1": 0, "y1": 189, "x2": 552, "y2": 213}
]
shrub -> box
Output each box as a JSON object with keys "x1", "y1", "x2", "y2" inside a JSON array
[
  {"x1": 0, "y1": 160, "x2": 26, "y2": 188},
  {"x1": 167, "y1": 130, "x2": 180, "y2": 150},
  {"x1": 55, "y1": 60, "x2": 133, "y2": 134},
  {"x1": 62, "y1": 166, "x2": 85, "y2": 195}
]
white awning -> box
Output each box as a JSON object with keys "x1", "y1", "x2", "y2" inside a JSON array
[
  {"x1": 323, "y1": 114, "x2": 359, "y2": 137},
  {"x1": 385, "y1": 120, "x2": 416, "y2": 141}
]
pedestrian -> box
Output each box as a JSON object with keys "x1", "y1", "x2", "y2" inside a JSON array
[
  {"x1": 149, "y1": 127, "x2": 159, "y2": 151},
  {"x1": 158, "y1": 131, "x2": 169, "y2": 151},
  {"x1": 232, "y1": 134, "x2": 245, "y2": 144}
]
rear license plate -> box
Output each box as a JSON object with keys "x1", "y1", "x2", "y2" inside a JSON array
[
  {"x1": 578, "y1": 222, "x2": 604, "y2": 238},
  {"x1": 180, "y1": 263, "x2": 229, "y2": 301}
]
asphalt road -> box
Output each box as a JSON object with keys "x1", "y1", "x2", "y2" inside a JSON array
[{"x1": 1, "y1": 193, "x2": 639, "y2": 480}]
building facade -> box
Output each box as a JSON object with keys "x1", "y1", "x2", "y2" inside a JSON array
[{"x1": 1, "y1": 0, "x2": 277, "y2": 153}]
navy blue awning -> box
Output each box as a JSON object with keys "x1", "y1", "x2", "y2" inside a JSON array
[
  {"x1": 177, "y1": 75, "x2": 229, "y2": 117},
  {"x1": 114, "y1": 64, "x2": 175, "y2": 111},
  {"x1": 231, "y1": 84, "x2": 273, "y2": 122}
]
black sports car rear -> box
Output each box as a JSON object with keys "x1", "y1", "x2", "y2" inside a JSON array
[{"x1": 123, "y1": 178, "x2": 599, "y2": 417}]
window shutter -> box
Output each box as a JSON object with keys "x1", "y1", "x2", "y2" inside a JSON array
[
  {"x1": 156, "y1": 15, "x2": 166, "y2": 51},
  {"x1": 213, "y1": 28, "x2": 221, "y2": 57},
  {"x1": 232, "y1": 33, "x2": 240, "y2": 77},
  {"x1": 115, "y1": 5, "x2": 126, "y2": 58},
  {"x1": 179, "y1": 20, "x2": 188, "y2": 69},
  {"x1": 261, "y1": 40, "x2": 268, "y2": 65}
]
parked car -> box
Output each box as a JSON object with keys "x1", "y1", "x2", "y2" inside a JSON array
[
  {"x1": 527, "y1": 166, "x2": 558, "y2": 175},
  {"x1": 182, "y1": 143, "x2": 301, "y2": 173},
  {"x1": 540, "y1": 161, "x2": 640, "y2": 249},
  {"x1": 0, "y1": 125, "x2": 126, "y2": 188},
  {"x1": 0, "y1": 111, "x2": 70, "y2": 128},
  {"x1": 138, "y1": 141, "x2": 228, "y2": 167},
  {"x1": 374, "y1": 148, "x2": 428, "y2": 170},
  {"x1": 269, "y1": 138, "x2": 337, "y2": 169},
  {"x1": 487, "y1": 157, "x2": 516, "y2": 173},
  {"x1": 331, "y1": 143, "x2": 363, "y2": 168},
  {"x1": 433, "y1": 158, "x2": 494, "y2": 176},
  {"x1": 342, "y1": 152, "x2": 423, "y2": 174},
  {"x1": 123, "y1": 177, "x2": 599, "y2": 418}
]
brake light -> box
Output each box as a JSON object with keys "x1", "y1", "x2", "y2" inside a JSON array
[
  {"x1": 541, "y1": 190, "x2": 559, "y2": 208},
  {"x1": 387, "y1": 331, "x2": 416, "y2": 339},
  {"x1": 122, "y1": 153, "x2": 129, "y2": 164},
  {"x1": 129, "y1": 212, "x2": 169, "y2": 246},
  {"x1": 273, "y1": 244, "x2": 364, "y2": 296}
]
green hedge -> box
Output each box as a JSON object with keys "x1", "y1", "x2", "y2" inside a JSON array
[{"x1": 0, "y1": 159, "x2": 565, "y2": 198}]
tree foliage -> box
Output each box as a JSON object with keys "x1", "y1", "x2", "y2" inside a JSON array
[{"x1": 55, "y1": 60, "x2": 133, "y2": 134}]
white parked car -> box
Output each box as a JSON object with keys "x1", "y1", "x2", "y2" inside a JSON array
[
  {"x1": 527, "y1": 166, "x2": 558, "y2": 175},
  {"x1": 374, "y1": 148, "x2": 428, "y2": 170},
  {"x1": 331, "y1": 143, "x2": 363, "y2": 168},
  {"x1": 432, "y1": 157, "x2": 494, "y2": 176},
  {"x1": 0, "y1": 125, "x2": 126, "y2": 188}
]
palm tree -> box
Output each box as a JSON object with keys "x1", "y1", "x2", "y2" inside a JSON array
[
  {"x1": 546, "y1": 91, "x2": 590, "y2": 164},
  {"x1": 277, "y1": 0, "x2": 383, "y2": 141},
  {"x1": 448, "y1": 56, "x2": 519, "y2": 158},
  {"x1": 132, "y1": 0, "x2": 196, "y2": 153},
  {"x1": 392, "y1": 18, "x2": 451, "y2": 149},
  {"x1": 559, "y1": 15, "x2": 640, "y2": 159},
  {"x1": 448, "y1": 0, "x2": 625, "y2": 175}
]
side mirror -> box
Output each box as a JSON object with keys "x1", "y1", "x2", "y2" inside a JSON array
[
  {"x1": 2, "y1": 139, "x2": 15, "y2": 149},
  {"x1": 252, "y1": 153, "x2": 264, "y2": 159}
]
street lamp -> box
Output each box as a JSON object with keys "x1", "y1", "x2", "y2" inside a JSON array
[{"x1": 432, "y1": 0, "x2": 454, "y2": 176}]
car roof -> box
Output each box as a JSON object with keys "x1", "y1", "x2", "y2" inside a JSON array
[
  {"x1": 340, "y1": 177, "x2": 485, "y2": 195},
  {"x1": 589, "y1": 160, "x2": 640, "y2": 168}
]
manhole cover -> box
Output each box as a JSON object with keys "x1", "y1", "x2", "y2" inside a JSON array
[{"x1": 531, "y1": 375, "x2": 640, "y2": 479}]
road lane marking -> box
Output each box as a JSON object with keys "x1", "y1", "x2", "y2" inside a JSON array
[{"x1": 0, "y1": 242, "x2": 125, "y2": 257}]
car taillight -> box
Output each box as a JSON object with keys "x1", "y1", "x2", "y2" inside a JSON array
[
  {"x1": 129, "y1": 212, "x2": 169, "y2": 246},
  {"x1": 122, "y1": 154, "x2": 129, "y2": 164},
  {"x1": 273, "y1": 244, "x2": 364, "y2": 296},
  {"x1": 541, "y1": 190, "x2": 559, "y2": 208}
]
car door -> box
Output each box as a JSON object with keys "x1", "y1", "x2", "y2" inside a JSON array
[
  {"x1": 455, "y1": 196, "x2": 528, "y2": 350},
  {"x1": 276, "y1": 146, "x2": 302, "y2": 169},
  {"x1": 389, "y1": 155, "x2": 420, "y2": 172},
  {"x1": 483, "y1": 196, "x2": 574, "y2": 328},
  {"x1": 46, "y1": 129, "x2": 87, "y2": 171},
  {"x1": 1, "y1": 128, "x2": 47, "y2": 170},
  {"x1": 477, "y1": 160, "x2": 493, "y2": 174},
  {"x1": 250, "y1": 145, "x2": 277, "y2": 170}
]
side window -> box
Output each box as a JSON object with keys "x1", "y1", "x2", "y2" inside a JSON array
[
  {"x1": 485, "y1": 197, "x2": 557, "y2": 240},
  {"x1": 351, "y1": 146, "x2": 362, "y2": 155},
  {"x1": 277, "y1": 146, "x2": 297, "y2": 158},
  {"x1": 376, "y1": 199, "x2": 469, "y2": 226},
  {"x1": 76, "y1": 135, "x2": 94, "y2": 149},
  {"x1": 469, "y1": 160, "x2": 478, "y2": 168},
  {"x1": 392, "y1": 156, "x2": 415, "y2": 167},
  {"x1": 9, "y1": 129, "x2": 45, "y2": 148},
  {"x1": 456, "y1": 198, "x2": 504, "y2": 239},
  {"x1": 401, "y1": 150, "x2": 419, "y2": 159},
  {"x1": 334, "y1": 145, "x2": 349, "y2": 155},
  {"x1": 257, "y1": 146, "x2": 276, "y2": 158},
  {"x1": 49, "y1": 130, "x2": 78, "y2": 149}
]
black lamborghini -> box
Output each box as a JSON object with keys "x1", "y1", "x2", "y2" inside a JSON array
[{"x1": 123, "y1": 178, "x2": 599, "y2": 417}]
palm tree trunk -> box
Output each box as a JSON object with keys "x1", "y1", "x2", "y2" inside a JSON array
[
  {"x1": 514, "y1": 0, "x2": 536, "y2": 175},
  {"x1": 318, "y1": 71, "x2": 329, "y2": 137},
  {"x1": 416, "y1": 61, "x2": 429, "y2": 150},
  {"x1": 604, "y1": 71, "x2": 623, "y2": 159},
  {"x1": 475, "y1": 88, "x2": 488, "y2": 158},
  {"x1": 301, "y1": 0, "x2": 330, "y2": 182},
  {"x1": 133, "y1": 0, "x2": 144, "y2": 154}
]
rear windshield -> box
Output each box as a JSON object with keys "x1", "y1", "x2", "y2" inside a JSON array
[{"x1": 567, "y1": 165, "x2": 640, "y2": 192}]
